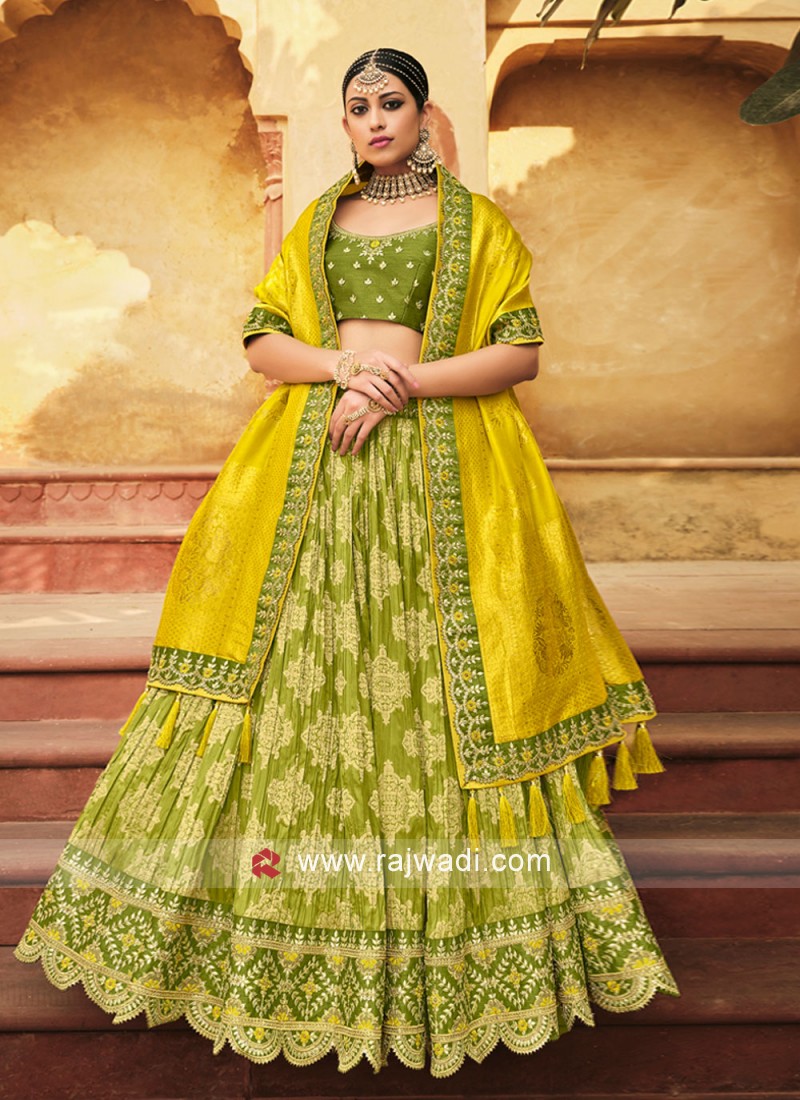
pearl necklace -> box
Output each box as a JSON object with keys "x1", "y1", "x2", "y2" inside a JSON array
[{"x1": 361, "y1": 169, "x2": 437, "y2": 205}]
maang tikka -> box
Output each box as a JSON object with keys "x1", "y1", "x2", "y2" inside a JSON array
[
  {"x1": 351, "y1": 50, "x2": 389, "y2": 96},
  {"x1": 346, "y1": 49, "x2": 441, "y2": 203}
]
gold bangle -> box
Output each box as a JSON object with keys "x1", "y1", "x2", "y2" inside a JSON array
[{"x1": 333, "y1": 349, "x2": 357, "y2": 389}]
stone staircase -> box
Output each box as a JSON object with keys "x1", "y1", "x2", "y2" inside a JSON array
[
  {"x1": 0, "y1": 467, "x2": 214, "y2": 593},
  {"x1": 0, "y1": 466, "x2": 798, "y2": 1098}
]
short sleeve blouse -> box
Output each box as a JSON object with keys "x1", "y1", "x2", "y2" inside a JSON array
[{"x1": 324, "y1": 222, "x2": 437, "y2": 333}]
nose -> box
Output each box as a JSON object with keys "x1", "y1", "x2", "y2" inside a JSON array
[{"x1": 367, "y1": 102, "x2": 384, "y2": 129}]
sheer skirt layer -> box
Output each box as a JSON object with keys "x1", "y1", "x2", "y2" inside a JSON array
[{"x1": 15, "y1": 396, "x2": 679, "y2": 1077}]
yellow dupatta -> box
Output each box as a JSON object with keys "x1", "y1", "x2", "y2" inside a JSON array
[{"x1": 144, "y1": 164, "x2": 655, "y2": 791}]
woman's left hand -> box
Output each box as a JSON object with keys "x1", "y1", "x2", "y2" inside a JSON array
[{"x1": 329, "y1": 389, "x2": 388, "y2": 456}]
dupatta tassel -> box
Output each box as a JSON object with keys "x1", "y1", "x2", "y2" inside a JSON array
[
  {"x1": 631, "y1": 721, "x2": 665, "y2": 774},
  {"x1": 155, "y1": 693, "x2": 181, "y2": 750},
  {"x1": 119, "y1": 688, "x2": 148, "y2": 740},
  {"x1": 562, "y1": 770, "x2": 587, "y2": 824},
  {"x1": 612, "y1": 738, "x2": 639, "y2": 790},
  {"x1": 527, "y1": 780, "x2": 552, "y2": 838},
  {"x1": 467, "y1": 792, "x2": 480, "y2": 851},
  {"x1": 498, "y1": 790, "x2": 518, "y2": 848},
  {"x1": 196, "y1": 702, "x2": 220, "y2": 758},
  {"x1": 585, "y1": 750, "x2": 612, "y2": 807},
  {"x1": 238, "y1": 706, "x2": 253, "y2": 764}
]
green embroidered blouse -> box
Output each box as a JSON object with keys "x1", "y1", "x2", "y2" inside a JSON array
[{"x1": 324, "y1": 221, "x2": 437, "y2": 333}]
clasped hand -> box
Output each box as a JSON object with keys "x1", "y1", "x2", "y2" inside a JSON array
[{"x1": 329, "y1": 350, "x2": 419, "y2": 456}]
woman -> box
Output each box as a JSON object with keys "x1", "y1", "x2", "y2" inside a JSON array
[{"x1": 16, "y1": 48, "x2": 679, "y2": 1077}]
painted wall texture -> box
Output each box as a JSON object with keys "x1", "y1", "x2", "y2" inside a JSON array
[
  {"x1": 249, "y1": 0, "x2": 487, "y2": 226},
  {"x1": 0, "y1": 0, "x2": 265, "y2": 466},
  {"x1": 0, "y1": 0, "x2": 797, "y2": 559},
  {"x1": 490, "y1": 54, "x2": 800, "y2": 459}
]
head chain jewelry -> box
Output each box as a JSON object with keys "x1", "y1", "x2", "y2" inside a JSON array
[
  {"x1": 342, "y1": 48, "x2": 429, "y2": 108},
  {"x1": 351, "y1": 50, "x2": 389, "y2": 96}
]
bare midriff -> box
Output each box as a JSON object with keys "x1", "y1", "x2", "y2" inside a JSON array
[{"x1": 337, "y1": 319, "x2": 423, "y2": 368}]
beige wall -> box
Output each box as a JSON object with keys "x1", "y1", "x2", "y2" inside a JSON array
[
  {"x1": 490, "y1": 48, "x2": 800, "y2": 459},
  {"x1": 0, "y1": 0, "x2": 265, "y2": 466},
  {"x1": 250, "y1": 0, "x2": 489, "y2": 227},
  {"x1": 482, "y1": 1, "x2": 799, "y2": 558},
  {"x1": 1, "y1": 0, "x2": 797, "y2": 565}
]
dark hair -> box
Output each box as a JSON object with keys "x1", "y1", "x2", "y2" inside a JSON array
[{"x1": 341, "y1": 48, "x2": 429, "y2": 111}]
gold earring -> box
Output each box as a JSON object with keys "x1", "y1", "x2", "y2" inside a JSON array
[
  {"x1": 407, "y1": 127, "x2": 440, "y2": 175},
  {"x1": 350, "y1": 141, "x2": 361, "y2": 185}
]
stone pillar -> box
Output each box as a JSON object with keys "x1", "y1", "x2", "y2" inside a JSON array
[{"x1": 256, "y1": 115, "x2": 286, "y2": 270}]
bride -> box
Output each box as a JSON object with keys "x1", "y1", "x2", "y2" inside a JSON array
[{"x1": 16, "y1": 46, "x2": 679, "y2": 1078}]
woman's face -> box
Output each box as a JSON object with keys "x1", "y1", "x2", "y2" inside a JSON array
[{"x1": 342, "y1": 72, "x2": 430, "y2": 174}]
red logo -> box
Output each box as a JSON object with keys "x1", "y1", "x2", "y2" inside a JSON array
[{"x1": 252, "y1": 847, "x2": 281, "y2": 879}]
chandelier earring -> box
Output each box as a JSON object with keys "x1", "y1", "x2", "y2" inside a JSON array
[
  {"x1": 407, "y1": 127, "x2": 440, "y2": 176},
  {"x1": 350, "y1": 141, "x2": 361, "y2": 185}
]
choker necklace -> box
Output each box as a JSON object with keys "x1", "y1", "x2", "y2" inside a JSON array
[{"x1": 361, "y1": 169, "x2": 437, "y2": 205}]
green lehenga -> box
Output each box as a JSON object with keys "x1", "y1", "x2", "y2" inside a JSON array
[{"x1": 15, "y1": 396, "x2": 679, "y2": 1077}]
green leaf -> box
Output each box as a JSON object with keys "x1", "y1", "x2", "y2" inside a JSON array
[
  {"x1": 669, "y1": 0, "x2": 714, "y2": 17},
  {"x1": 739, "y1": 29, "x2": 800, "y2": 125},
  {"x1": 609, "y1": 0, "x2": 636, "y2": 24},
  {"x1": 580, "y1": 0, "x2": 631, "y2": 69},
  {"x1": 536, "y1": 0, "x2": 568, "y2": 24}
]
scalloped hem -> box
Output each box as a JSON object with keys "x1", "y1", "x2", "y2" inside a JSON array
[{"x1": 14, "y1": 932, "x2": 680, "y2": 1078}]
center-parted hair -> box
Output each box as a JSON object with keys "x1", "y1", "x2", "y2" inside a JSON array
[{"x1": 342, "y1": 48, "x2": 429, "y2": 111}]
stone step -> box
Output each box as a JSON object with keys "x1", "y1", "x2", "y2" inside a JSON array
[
  {"x1": 249, "y1": 1021, "x2": 800, "y2": 1097},
  {"x1": 593, "y1": 561, "x2": 800, "y2": 712},
  {"x1": 2, "y1": 940, "x2": 799, "y2": 1032},
  {"x1": 611, "y1": 711, "x2": 800, "y2": 813},
  {"x1": 0, "y1": 525, "x2": 185, "y2": 594},
  {"x1": 0, "y1": 713, "x2": 798, "y2": 821},
  {"x1": 7, "y1": 654, "x2": 787, "y2": 721},
  {"x1": 4, "y1": 882, "x2": 798, "y2": 949},
  {"x1": 1, "y1": 1028, "x2": 797, "y2": 1100},
  {"x1": 2, "y1": 814, "x2": 798, "y2": 889},
  {"x1": 0, "y1": 468, "x2": 213, "y2": 527},
  {"x1": 1, "y1": 563, "x2": 799, "y2": 719}
]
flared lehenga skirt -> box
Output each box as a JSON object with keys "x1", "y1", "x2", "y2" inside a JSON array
[{"x1": 15, "y1": 395, "x2": 679, "y2": 1077}]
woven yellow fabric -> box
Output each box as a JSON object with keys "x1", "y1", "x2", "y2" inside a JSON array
[
  {"x1": 147, "y1": 164, "x2": 654, "y2": 791},
  {"x1": 15, "y1": 165, "x2": 680, "y2": 1079}
]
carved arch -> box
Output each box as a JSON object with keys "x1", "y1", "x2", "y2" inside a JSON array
[
  {"x1": 0, "y1": 0, "x2": 253, "y2": 70},
  {"x1": 488, "y1": 33, "x2": 791, "y2": 108}
]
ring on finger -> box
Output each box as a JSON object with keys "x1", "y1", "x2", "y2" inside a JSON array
[{"x1": 368, "y1": 398, "x2": 395, "y2": 415}]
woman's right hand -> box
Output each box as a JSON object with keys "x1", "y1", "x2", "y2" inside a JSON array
[{"x1": 345, "y1": 350, "x2": 420, "y2": 414}]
